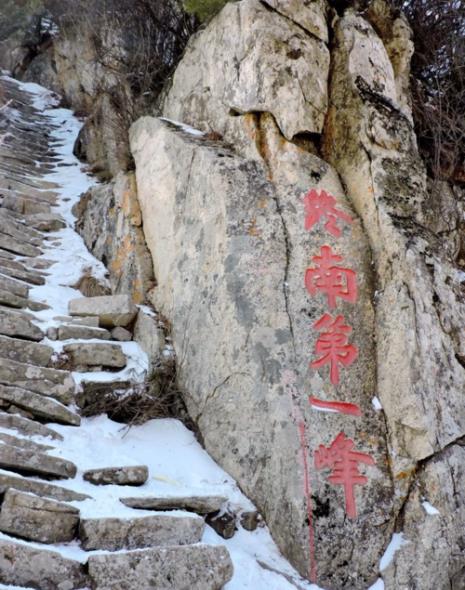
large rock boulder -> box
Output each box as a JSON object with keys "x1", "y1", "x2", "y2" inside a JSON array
[
  {"x1": 130, "y1": 116, "x2": 393, "y2": 588},
  {"x1": 74, "y1": 172, "x2": 154, "y2": 302},
  {"x1": 163, "y1": 0, "x2": 329, "y2": 141},
  {"x1": 322, "y1": 10, "x2": 465, "y2": 588}
]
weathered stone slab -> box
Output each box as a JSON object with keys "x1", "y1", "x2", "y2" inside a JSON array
[
  {"x1": 63, "y1": 343, "x2": 127, "y2": 369},
  {"x1": 0, "y1": 231, "x2": 41, "y2": 257},
  {"x1": 84, "y1": 465, "x2": 148, "y2": 486},
  {"x1": 88, "y1": 544, "x2": 233, "y2": 590},
  {"x1": 79, "y1": 513, "x2": 204, "y2": 550},
  {"x1": 1, "y1": 192, "x2": 52, "y2": 215},
  {"x1": 0, "y1": 358, "x2": 75, "y2": 404},
  {"x1": 57, "y1": 324, "x2": 111, "y2": 341},
  {"x1": 68, "y1": 294, "x2": 137, "y2": 327},
  {"x1": 0, "y1": 274, "x2": 29, "y2": 298},
  {"x1": 0, "y1": 432, "x2": 53, "y2": 453},
  {"x1": 0, "y1": 443, "x2": 77, "y2": 479},
  {"x1": 111, "y1": 326, "x2": 132, "y2": 341},
  {"x1": 0, "y1": 539, "x2": 89, "y2": 589},
  {"x1": 0, "y1": 263, "x2": 46, "y2": 286},
  {"x1": 0, "y1": 411, "x2": 62, "y2": 440},
  {"x1": 69, "y1": 315, "x2": 100, "y2": 327},
  {"x1": 0, "y1": 470, "x2": 89, "y2": 502},
  {"x1": 26, "y1": 212, "x2": 66, "y2": 232},
  {"x1": 0, "y1": 307, "x2": 44, "y2": 341},
  {"x1": 120, "y1": 495, "x2": 227, "y2": 514},
  {"x1": 0, "y1": 288, "x2": 31, "y2": 309},
  {"x1": 0, "y1": 212, "x2": 43, "y2": 246},
  {"x1": 0, "y1": 385, "x2": 81, "y2": 426},
  {"x1": 0, "y1": 489, "x2": 79, "y2": 543},
  {"x1": 0, "y1": 334, "x2": 53, "y2": 366}
]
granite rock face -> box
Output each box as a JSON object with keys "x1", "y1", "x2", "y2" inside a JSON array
[
  {"x1": 128, "y1": 1, "x2": 465, "y2": 587},
  {"x1": 74, "y1": 172, "x2": 154, "y2": 302},
  {"x1": 130, "y1": 116, "x2": 392, "y2": 587},
  {"x1": 163, "y1": 0, "x2": 329, "y2": 141}
]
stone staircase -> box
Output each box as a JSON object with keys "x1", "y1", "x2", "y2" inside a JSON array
[{"x1": 0, "y1": 76, "x2": 234, "y2": 589}]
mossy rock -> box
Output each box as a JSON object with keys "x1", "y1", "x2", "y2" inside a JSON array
[{"x1": 183, "y1": 0, "x2": 230, "y2": 21}]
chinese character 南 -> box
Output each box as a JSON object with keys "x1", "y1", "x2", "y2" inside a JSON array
[
  {"x1": 305, "y1": 245, "x2": 357, "y2": 309},
  {"x1": 311, "y1": 313, "x2": 358, "y2": 385},
  {"x1": 314, "y1": 432, "x2": 375, "y2": 518},
  {"x1": 303, "y1": 189, "x2": 353, "y2": 238}
]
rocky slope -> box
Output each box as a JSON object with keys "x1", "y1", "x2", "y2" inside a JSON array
[{"x1": 1, "y1": 0, "x2": 464, "y2": 589}]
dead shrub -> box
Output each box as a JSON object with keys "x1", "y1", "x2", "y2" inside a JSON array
[{"x1": 390, "y1": 0, "x2": 465, "y2": 182}]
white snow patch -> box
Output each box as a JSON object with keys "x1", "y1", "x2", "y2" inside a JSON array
[
  {"x1": 160, "y1": 117, "x2": 205, "y2": 137},
  {"x1": 422, "y1": 500, "x2": 440, "y2": 515},
  {"x1": 372, "y1": 396, "x2": 383, "y2": 411},
  {"x1": 379, "y1": 533, "x2": 409, "y2": 571},
  {"x1": 368, "y1": 579, "x2": 384, "y2": 590}
]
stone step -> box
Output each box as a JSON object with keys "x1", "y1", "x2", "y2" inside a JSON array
[
  {"x1": 0, "y1": 264, "x2": 46, "y2": 286},
  {"x1": 0, "y1": 412, "x2": 63, "y2": 440},
  {"x1": 63, "y1": 342, "x2": 127, "y2": 369},
  {"x1": 0, "y1": 212, "x2": 44, "y2": 245},
  {"x1": 0, "y1": 274, "x2": 29, "y2": 298},
  {"x1": 79, "y1": 513, "x2": 205, "y2": 551},
  {"x1": 87, "y1": 544, "x2": 233, "y2": 590},
  {"x1": 25, "y1": 212, "x2": 66, "y2": 232},
  {"x1": 0, "y1": 177, "x2": 57, "y2": 203},
  {"x1": 0, "y1": 248, "x2": 15, "y2": 260},
  {"x1": 0, "y1": 470, "x2": 89, "y2": 502},
  {"x1": 1, "y1": 192, "x2": 52, "y2": 215},
  {"x1": 0, "y1": 443, "x2": 77, "y2": 479},
  {"x1": 0, "y1": 307, "x2": 44, "y2": 341},
  {"x1": 0, "y1": 335, "x2": 53, "y2": 366},
  {"x1": 0, "y1": 385, "x2": 81, "y2": 426},
  {"x1": 69, "y1": 294, "x2": 137, "y2": 328},
  {"x1": 83, "y1": 465, "x2": 148, "y2": 486},
  {"x1": 0, "y1": 358, "x2": 75, "y2": 404},
  {"x1": 0, "y1": 432, "x2": 53, "y2": 453},
  {"x1": 120, "y1": 494, "x2": 227, "y2": 515},
  {"x1": 0, "y1": 489, "x2": 79, "y2": 543},
  {"x1": 0, "y1": 288, "x2": 32, "y2": 310},
  {"x1": 55, "y1": 324, "x2": 112, "y2": 341},
  {"x1": 111, "y1": 326, "x2": 132, "y2": 341},
  {"x1": 0, "y1": 231, "x2": 42, "y2": 258},
  {"x1": 0, "y1": 538, "x2": 89, "y2": 589}
]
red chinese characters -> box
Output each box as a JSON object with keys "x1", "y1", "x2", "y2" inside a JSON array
[
  {"x1": 304, "y1": 189, "x2": 353, "y2": 238},
  {"x1": 305, "y1": 245, "x2": 357, "y2": 309},
  {"x1": 311, "y1": 314, "x2": 358, "y2": 385},
  {"x1": 300, "y1": 187, "x2": 374, "y2": 526},
  {"x1": 314, "y1": 432, "x2": 375, "y2": 519}
]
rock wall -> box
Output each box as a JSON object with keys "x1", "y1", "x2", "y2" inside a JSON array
[
  {"x1": 73, "y1": 172, "x2": 154, "y2": 303},
  {"x1": 128, "y1": 1, "x2": 465, "y2": 588}
]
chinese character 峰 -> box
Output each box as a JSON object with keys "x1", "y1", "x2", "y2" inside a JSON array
[{"x1": 314, "y1": 431, "x2": 375, "y2": 518}]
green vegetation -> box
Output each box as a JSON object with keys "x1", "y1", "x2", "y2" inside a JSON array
[{"x1": 183, "y1": 0, "x2": 230, "y2": 21}]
